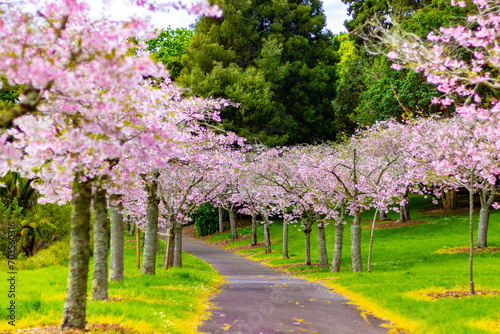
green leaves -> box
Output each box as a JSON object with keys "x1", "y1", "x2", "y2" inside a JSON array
[
  {"x1": 192, "y1": 203, "x2": 221, "y2": 237},
  {"x1": 178, "y1": 0, "x2": 337, "y2": 146},
  {"x1": 146, "y1": 27, "x2": 194, "y2": 80}
]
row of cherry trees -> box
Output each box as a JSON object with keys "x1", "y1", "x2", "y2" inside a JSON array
[
  {"x1": 1, "y1": 0, "x2": 499, "y2": 330},
  {"x1": 0, "y1": 0, "x2": 227, "y2": 330}
]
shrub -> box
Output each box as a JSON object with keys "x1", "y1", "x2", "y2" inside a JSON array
[
  {"x1": 192, "y1": 203, "x2": 220, "y2": 237},
  {"x1": 0, "y1": 199, "x2": 71, "y2": 258}
]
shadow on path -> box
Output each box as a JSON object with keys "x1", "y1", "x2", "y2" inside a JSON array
[{"x1": 182, "y1": 236, "x2": 391, "y2": 334}]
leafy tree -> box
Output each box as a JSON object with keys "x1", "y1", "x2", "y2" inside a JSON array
[
  {"x1": 352, "y1": 57, "x2": 443, "y2": 126},
  {"x1": 0, "y1": 172, "x2": 37, "y2": 213},
  {"x1": 146, "y1": 27, "x2": 194, "y2": 80},
  {"x1": 343, "y1": 0, "x2": 432, "y2": 33},
  {"x1": 179, "y1": 0, "x2": 338, "y2": 146},
  {"x1": 331, "y1": 34, "x2": 367, "y2": 136},
  {"x1": 332, "y1": 0, "x2": 472, "y2": 134},
  {"x1": 0, "y1": 77, "x2": 19, "y2": 106},
  {"x1": 17, "y1": 216, "x2": 56, "y2": 257}
]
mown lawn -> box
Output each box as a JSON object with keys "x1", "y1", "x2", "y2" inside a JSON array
[
  {"x1": 206, "y1": 195, "x2": 500, "y2": 334},
  {"x1": 0, "y1": 234, "x2": 223, "y2": 333}
]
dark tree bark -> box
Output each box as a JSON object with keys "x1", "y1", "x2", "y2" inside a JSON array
[
  {"x1": 173, "y1": 220, "x2": 183, "y2": 267},
  {"x1": 378, "y1": 210, "x2": 388, "y2": 220},
  {"x1": 331, "y1": 202, "x2": 346, "y2": 272},
  {"x1": 302, "y1": 214, "x2": 313, "y2": 266},
  {"x1": 351, "y1": 211, "x2": 362, "y2": 272},
  {"x1": 91, "y1": 185, "x2": 108, "y2": 300},
  {"x1": 251, "y1": 213, "x2": 258, "y2": 246},
  {"x1": 400, "y1": 192, "x2": 411, "y2": 222},
  {"x1": 229, "y1": 206, "x2": 238, "y2": 240},
  {"x1": 166, "y1": 219, "x2": 176, "y2": 268},
  {"x1": 304, "y1": 225, "x2": 312, "y2": 266},
  {"x1": 61, "y1": 173, "x2": 92, "y2": 330},
  {"x1": 142, "y1": 172, "x2": 159, "y2": 274},
  {"x1": 317, "y1": 221, "x2": 328, "y2": 269},
  {"x1": 263, "y1": 218, "x2": 271, "y2": 254},
  {"x1": 441, "y1": 187, "x2": 458, "y2": 212},
  {"x1": 219, "y1": 206, "x2": 224, "y2": 233},
  {"x1": 109, "y1": 196, "x2": 124, "y2": 281}
]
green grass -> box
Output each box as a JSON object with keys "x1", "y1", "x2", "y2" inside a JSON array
[
  {"x1": 0, "y1": 234, "x2": 223, "y2": 333},
  {"x1": 0, "y1": 235, "x2": 71, "y2": 272},
  {"x1": 206, "y1": 195, "x2": 500, "y2": 334}
]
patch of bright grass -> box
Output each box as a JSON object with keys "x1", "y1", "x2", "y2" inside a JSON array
[
  {"x1": 0, "y1": 236, "x2": 223, "y2": 333},
  {"x1": 210, "y1": 194, "x2": 500, "y2": 334},
  {"x1": 0, "y1": 235, "x2": 71, "y2": 272}
]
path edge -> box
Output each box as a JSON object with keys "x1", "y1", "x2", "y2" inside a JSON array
[{"x1": 196, "y1": 237, "x2": 414, "y2": 334}]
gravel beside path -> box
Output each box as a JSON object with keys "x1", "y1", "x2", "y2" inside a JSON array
[{"x1": 182, "y1": 236, "x2": 391, "y2": 334}]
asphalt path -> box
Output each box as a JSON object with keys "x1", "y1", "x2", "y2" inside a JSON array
[{"x1": 182, "y1": 236, "x2": 391, "y2": 334}]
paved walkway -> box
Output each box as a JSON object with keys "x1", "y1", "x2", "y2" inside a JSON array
[{"x1": 182, "y1": 236, "x2": 391, "y2": 334}]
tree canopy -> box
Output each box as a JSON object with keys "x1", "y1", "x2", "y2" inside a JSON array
[
  {"x1": 146, "y1": 27, "x2": 194, "y2": 80},
  {"x1": 178, "y1": 0, "x2": 338, "y2": 146}
]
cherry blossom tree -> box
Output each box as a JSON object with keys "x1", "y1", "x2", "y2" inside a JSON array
[
  {"x1": 404, "y1": 115, "x2": 500, "y2": 294},
  {"x1": 0, "y1": 0, "x2": 223, "y2": 329}
]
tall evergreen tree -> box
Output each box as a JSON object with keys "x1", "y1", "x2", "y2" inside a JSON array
[
  {"x1": 179, "y1": 0, "x2": 338, "y2": 146},
  {"x1": 343, "y1": 0, "x2": 432, "y2": 33}
]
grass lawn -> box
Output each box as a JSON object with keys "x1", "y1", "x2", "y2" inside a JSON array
[
  {"x1": 206, "y1": 194, "x2": 500, "y2": 334},
  {"x1": 0, "y1": 233, "x2": 223, "y2": 333}
]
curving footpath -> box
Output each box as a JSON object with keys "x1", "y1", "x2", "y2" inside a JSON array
[{"x1": 182, "y1": 236, "x2": 392, "y2": 334}]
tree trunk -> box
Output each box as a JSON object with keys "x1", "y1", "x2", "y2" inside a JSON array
[
  {"x1": 468, "y1": 185, "x2": 475, "y2": 295},
  {"x1": 263, "y1": 219, "x2": 271, "y2": 254},
  {"x1": 251, "y1": 213, "x2": 257, "y2": 246},
  {"x1": 229, "y1": 208, "x2": 238, "y2": 240},
  {"x1": 60, "y1": 174, "x2": 92, "y2": 330},
  {"x1": 129, "y1": 220, "x2": 135, "y2": 237},
  {"x1": 168, "y1": 225, "x2": 175, "y2": 268},
  {"x1": 331, "y1": 203, "x2": 346, "y2": 272},
  {"x1": 304, "y1": 226, "x2": 311, "y2": 265},
  {"x1": 476, "y1": 188, "x2": 495, "y2": 249},
  {"x1": 282, "y1": 221, "x2": 289, "y2": 259},
  {"x1": 142, "y1": 175, "x2": 159, "y2": 275},
  {"x1": 317, "y1": 221, "x2": 328, "y2": 269},
  {"x1": 163, "y1": 228, "x2": 174, "y2": 269},
  {"x1": 400, "y1": 201, "x2": 410, "y2": 222},
  {"x1": 91, "y1": 186, "x2": 108, "y2": 301},
  {"x1": 303, "y1": 215, "x2": 312, "y2": 266},
  {"x1": 476, "y1": 208, "x2": 489, "y2": 249},
  {"x1": 109, "y1": 198, "x2": 124, "y2": 281},
  {"x1": 351, "y1": 210, "x2": 362, "y2": 272},
  {"x1": 367, "y1": 209, "x2": 378, "y2": 273},
  {"x1": 218, "y1": 206, "x2": 224, "y2": 233},
  {"x1": 379, "y1": 210, "x2": 388, "y2": 220},
  {"x1": 441, "y1": 187, "x2": 458, "y2": 212},
  {"x1": 136, "y1": 229, "x2": 140, "y2": 269},
  {"x1": 173, "y1": 220, "x2": 183, "y2": 267}
]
